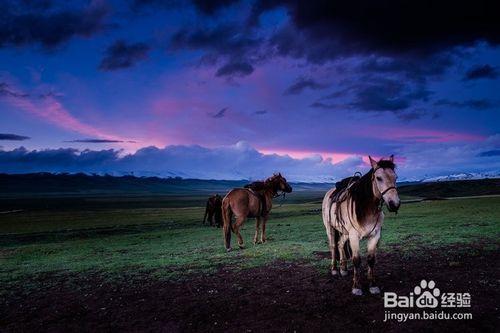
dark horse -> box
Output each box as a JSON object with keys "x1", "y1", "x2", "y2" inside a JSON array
[
  {"x1": 203, "y1": 194, "x2": 222, "y2": 227},
  {"x1": 322, "y1": 156, "x2": 400, "y2": 295},
  {"x1": 222, "y1": 173, "x2": 292, "y2": 251}
]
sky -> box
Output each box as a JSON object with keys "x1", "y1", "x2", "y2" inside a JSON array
[{"x1": 0, "y1": 0, "x2": 499, "y2": 181}]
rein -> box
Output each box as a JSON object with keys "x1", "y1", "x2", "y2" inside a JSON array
[{"x1": 274, "y1": 191, "x2": 286, "y2": 208}]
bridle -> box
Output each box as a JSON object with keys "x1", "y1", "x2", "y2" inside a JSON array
[
  {"x1": 372, "y1": 167, "x2": 397, "y2": 210},
  {"x1": 247, "y1": 177, "x2": 290, "y2": 213}
]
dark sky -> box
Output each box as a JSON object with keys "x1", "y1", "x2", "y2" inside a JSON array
[{"x1": 0, "y1": 0, "x2": 499, "y2": 180}]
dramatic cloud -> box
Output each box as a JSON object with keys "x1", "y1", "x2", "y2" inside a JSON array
[
  {"x1": 0, "y1": 143, "x2": 366, "y2": 181},
  {"x1": 253, "y1": 0, "x2": 500, "y2": 57},
  {"x1": 284, "y1": 77, "x2": 328, "y2": 95},
  {"x1": 2, "y1": 138, "x2": 499, "y2": 181},
  {"x1": 210, "y1": 107, "x2": 228, "y2": 119},
  {"x1": 170, "y1": 25, "x2": 262, "y2": 76},
  {"x1": 64, "y1": 139, "x2": 137, "y2": 143},
  {"x1": 99, "y1": 40, "x2": 150, "y2": 71},
  {"x1": 0, "y1": 82, "x2": 29, "y2": 99},
  {"x1": 358, "y1": 54, "x2": 454, "y2": 80},
  {"x1": 191, "y1": 0, "x2": 239, "y2": 15},
  {"x1": 0, "y1": 133, "x2": 30, "y2": 141},
  {"x1": 463, "y1": 64, "x2": 499, "y2": 81},
  {"x1": 0, "y1": 2, "x2": 108, "y2": 49},
  {"x1": 309, "y1": 101, "x2": 337, "y2": 110},
  {"x1": 0, "y1": 0, "x2": 498, "y2": 182},
  {"x1": 171, "y1": 25, "x2": 260, "y2": 57},
  {"x1": 215, "y1": 61, "x2": 254, "y2": 77},
  {"x1": 0, "y1": 81, "x2": 131, "y2": 143},
  {"x1": 478, "y1": 149, "x2": 500, "y2": 157},
  {"x1": 311, "y1": 77, "x2": 433, "y2": 120},
  {"x1": 434, "y1": 99, "x2": 496, "y2": 110},
  {"x1": 131, "y1": 0, "x2": 239, "y2": 15}
]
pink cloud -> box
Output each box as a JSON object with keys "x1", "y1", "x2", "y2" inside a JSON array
[
  {"x1": 258, "y1": 148, "x2": 355, "y2": 164},
  {"x1": 362, "y1": 126, "x2": 486, "y2": 143},
  {"x1": 2, "y1": 83, "x2": 146, "y2": 151}
]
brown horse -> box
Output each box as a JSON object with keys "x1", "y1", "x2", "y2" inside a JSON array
[
  {"x1": 222, "y1": 173, "x2": 292, "y2": 251},
  {"x1": 322, "y1": 156, "x2": 400, "y2": 295},
  {"x1": 203, "y1": 194, "x2": 222, "y2": 227}
]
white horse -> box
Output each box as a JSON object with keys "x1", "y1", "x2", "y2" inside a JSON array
[{"x1": 322, "y1": 155, "x2": 400, "y2": 295}]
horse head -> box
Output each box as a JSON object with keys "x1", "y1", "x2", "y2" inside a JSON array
[
  {"x1": 369, "y1": 155, "x2": 400, "y2": 212},
  {"x1": 267, "y1": 173, "x2": 292, "y2": 194}
]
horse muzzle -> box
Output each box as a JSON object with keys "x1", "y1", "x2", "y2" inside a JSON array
[
  {"x1": 284, "y1": 184, "x2": 292, "y2": 193},
  {"x1": 387, "y1": 200, "x2": 400, "y2": 212}
]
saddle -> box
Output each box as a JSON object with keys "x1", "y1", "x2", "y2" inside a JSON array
[
  {"x1": 329, "y1": 174, "x2": 360, "y2": 260},
  {"x1": 329, "y1": 174, "x2": 361, "y2": 203},
  {"x1": 328, "y1": 173, "x2": 362, "y2": 231}
]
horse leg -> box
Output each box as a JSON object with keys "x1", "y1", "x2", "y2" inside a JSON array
[
  {"x1": 349, "y1": 233, "x2": 362, "y2": 296},
  {"x1": 222, "y1": 201, "x2": 232, "y2": 252},
  {"x1": 367, "y1": 230, "x2": 381, "y2": 294},
  {"x1": 338, "y1": 234, "x2": 349, "y2": 277},
  {"x1": 254, "y1": 217, "x2": 261, "y2": 244},
  {"x1": 260, "y1": 216, "x2": 268, "y2": 243},
  {"x1": 208, "y1": 211, "x2": 214, "y2": 226},
  {"x1": 326, "y1": 226, "x2": 338, "y2": 276},
  {"x1": 233, "y1": 216, "x2": 246, "y2": 249},
  {"x1": 203, "y1": 204, "x2": 208, "y2": 224}
]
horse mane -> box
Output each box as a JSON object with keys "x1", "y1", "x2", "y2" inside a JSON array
[
  {"x1": 348, "y1": 159, "x2": 395, "y2": 221},
  {"x1": 376, "y1": 159, "x2": 396, "y2": 170},
  {"x1": 348, "y1": 170, "x2": 376, "y2": 221},
  {"x1": 244, "y1": 181, "x2": 266, "y2": 191},
  {"x1": 244, "y1": 174, "x2": 281, "y2": 192}
]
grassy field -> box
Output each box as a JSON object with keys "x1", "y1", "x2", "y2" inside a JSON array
[{"x1": 1, "y1": 193, "x2": 499, "y2": 294}]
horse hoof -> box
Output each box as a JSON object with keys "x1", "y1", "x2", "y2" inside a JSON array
[
  {"x1": 369, "y1": 286, "x2": 381, "y2": 294},
  {"x1": 226, "y1": 247, "x2": 232, "y2": 252},
  {"x1": 238, "y1": 244, "x2": 245, "y2": 249},
  {"x1": 331, "y1": 269, "x2": 339, "y2": 277},
  {"x1": 340, "y1": 269, "x2": 348, "y2": 277},
  {"x1": 352, "y1": 288, "x2": 363, "y2": 296}
]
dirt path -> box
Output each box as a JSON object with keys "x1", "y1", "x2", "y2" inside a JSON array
[{"x1": 1, "y1": 245, "x2": 499, "y2": 332}]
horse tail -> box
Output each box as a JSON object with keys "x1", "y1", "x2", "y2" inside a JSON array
[
  {"x1": 202, "y1": 200, "x2": 209, "y2": 224},
  {"x1": 222, "y1": 197, "x2": 233, "y2": 250},
  {"x1": 334, "y1": 229, "x2": 341, "y2": 259}
]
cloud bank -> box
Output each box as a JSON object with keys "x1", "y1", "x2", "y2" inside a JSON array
[
  {"x1": 1, "y1": 139, "x2": 499, "y2": 182},
  {"x1": 0, "y1": 142, "x2": 364, "y2": 182}
]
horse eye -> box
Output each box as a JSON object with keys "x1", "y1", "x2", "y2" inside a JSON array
[{"x1": 376, "y1": 176, "x2": 382, "y2": 181}]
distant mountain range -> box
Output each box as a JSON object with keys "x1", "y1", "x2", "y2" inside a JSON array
[
  {"x1": 419, "y1": 171, "x2": 500, "y2": 182},
  {"x1": 1, "y1": 172, "x2": 499, "y2": 199}
]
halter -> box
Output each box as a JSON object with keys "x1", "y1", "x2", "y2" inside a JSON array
[{"x1": 372, "y1": 166, "x2": 398, "y2": 210}]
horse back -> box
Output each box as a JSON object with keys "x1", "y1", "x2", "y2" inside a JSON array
[{"x1": 224, "y1": 188, "x2": 262, "y2": 217}]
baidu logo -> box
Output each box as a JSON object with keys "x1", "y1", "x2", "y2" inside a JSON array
[
  {"x1": 384, "y1": 279, "x2": 470, "y2": 309},
  {"x1": 414, "y1": 280, "x2": 440, "y2": 308}
]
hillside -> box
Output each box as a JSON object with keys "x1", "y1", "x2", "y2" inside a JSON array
[
  {"x1": 0, "y1": 173, "x2": 332, "y2": 197},
  {"x1": 398, "y1": 178, "x2": 500, "y2": 199}
]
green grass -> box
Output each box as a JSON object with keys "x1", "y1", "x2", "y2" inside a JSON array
[{"x1": 1, "y1": 196, "x2": 499, "y2": 293}]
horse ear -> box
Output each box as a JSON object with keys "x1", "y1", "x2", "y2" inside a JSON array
[
  {"x1": 368, "y1": 155, "x2": 377, "y2": 169},
  {"x1": 389, "y1": 154, "x2": 394, "y2": 162}
]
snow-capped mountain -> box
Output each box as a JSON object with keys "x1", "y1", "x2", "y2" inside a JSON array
[{"x1": 421, "y1": 171, "x2": 500, "y2": 182}]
